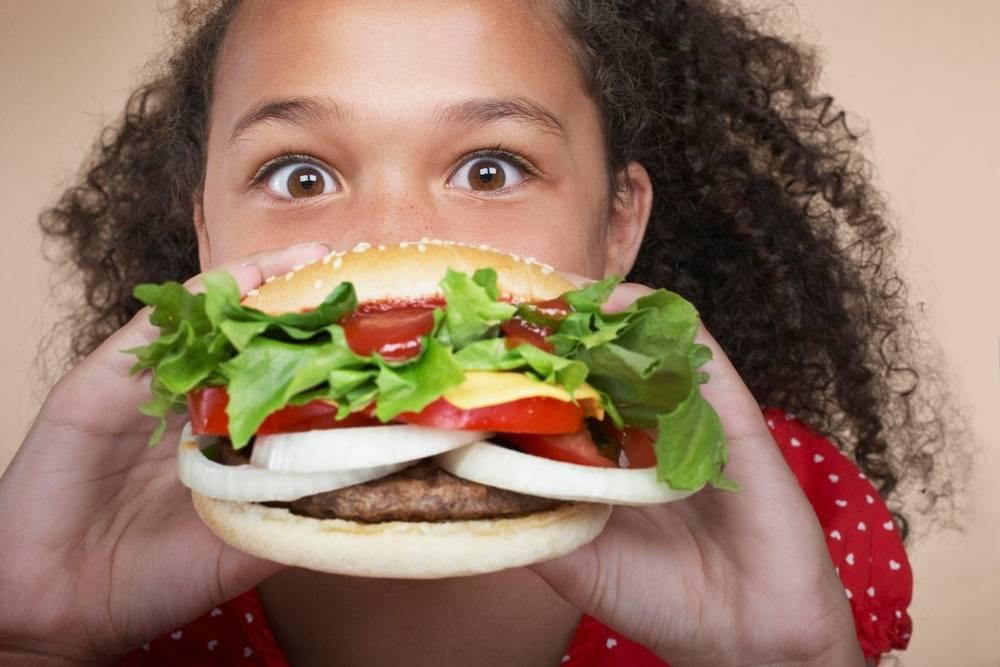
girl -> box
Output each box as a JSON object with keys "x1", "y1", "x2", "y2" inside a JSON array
[{"x1": 1, "y1": 0, "x2": 947, "y2": 664}]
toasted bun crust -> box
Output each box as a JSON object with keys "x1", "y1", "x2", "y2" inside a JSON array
[
  {"x1": 242, "y1": 240, "x2": 576, "y2": 314},
  {"x1": 192, "y1": 491, "x2": 611, "y2": 578}
]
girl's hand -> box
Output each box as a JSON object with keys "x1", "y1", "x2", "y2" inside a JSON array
[
  {"x1": 0, "y1": 243, "x2": 330, "y2": 665},
  {"x1": 529, "y1": 282, "x2": 865, "y2": 667}
]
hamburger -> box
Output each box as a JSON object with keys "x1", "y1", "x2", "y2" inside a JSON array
[{"x1": 129, "y1": 240, "x2": 733, "y2": 578}]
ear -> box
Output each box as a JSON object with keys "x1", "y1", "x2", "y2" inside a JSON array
[
  {"x1": 193, "y1": 196, "x2": 212, "y2": 272},
  {"x1": 604, "y1": 161, "x2": 653, "y2": 279}
]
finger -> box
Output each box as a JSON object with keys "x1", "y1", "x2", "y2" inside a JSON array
[
  {"x1": 601, "y1": 282, "x2": 654, "y2": 313},
  {"x1": 183, "y1": 241, "x2": 332, "y2": 296}
]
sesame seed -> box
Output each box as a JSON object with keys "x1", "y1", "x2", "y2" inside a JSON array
[
  {"x1": 417, "y1": 243, "x2": 427, "y2": 252},
  {"x1": 291, "y1": 263, "x2": 304, "y2": 271},
  {"x1": 264, "y1": 275, "x2": 277, "y2": 284},
  {"x1": 333, "y1": 257, "x2": 343, "y2": 269},
  {"x1": 314, "y1": 280, "x2": 323, "y2": 290},
  {"x1": 246, "y1": 288, "x2": 259, "y2": 297}
]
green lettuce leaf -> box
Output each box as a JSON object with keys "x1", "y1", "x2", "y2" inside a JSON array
[{"x1": 439, "y1": 268, "x2": 516, "y2": 349}]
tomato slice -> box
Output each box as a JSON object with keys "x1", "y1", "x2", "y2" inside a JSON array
[
  {"x1": 500, "y1": 317, "x2": 554, "y2": 353},
  {"x1": 399, "y1": 396, "x2": 585, "y2": 434},
  {"x1": 504, "y1": 431, "x2": 616, "y2": 468},
  {"x1": 609, "y1": 426, "x2": 657, "y2": 468},
  {"x1": 187, "y1": 387, "x2": 378, "y2": 436},
  {"x1": 340, "y1": 305, "x2": 437, "y2": 360}
]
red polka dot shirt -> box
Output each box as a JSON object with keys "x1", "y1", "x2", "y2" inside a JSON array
[{"x1": 120, "y1": 408, "x2": 912, "y2": 666}]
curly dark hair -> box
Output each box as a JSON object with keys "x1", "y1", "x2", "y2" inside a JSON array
[{"x1": 40, "y1": 0, "x2": 960, "y2": 537}]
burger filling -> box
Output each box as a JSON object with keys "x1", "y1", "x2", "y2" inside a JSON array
[
  {"x1": 132, "y1": 259, "x2": 735, "y2": 514},
  {"x1": 214, "y1": 439, "x2": 565, "y2": 522}
]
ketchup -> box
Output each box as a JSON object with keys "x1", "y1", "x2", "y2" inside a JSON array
[{"x1": 339, "y1": 296, "x2": 571, "y2": 359}]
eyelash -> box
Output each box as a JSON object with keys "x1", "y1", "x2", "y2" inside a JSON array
[
  {"x1": 250, "y1": 151, "x2": 331, "y2": 187},
  {"x1": 248, "y1": 143, "x2": 542, "y2": 195}
]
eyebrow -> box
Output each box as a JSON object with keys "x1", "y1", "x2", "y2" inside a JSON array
[
  {"x1": 227, "y1": 95, "x2": 565, "y2": 149},
  {"x1": 228, "y1": 96, "x2": 349, "y2": 149}
]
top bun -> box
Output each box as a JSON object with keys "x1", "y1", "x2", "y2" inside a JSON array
[{"x1": 242, "y1": 240, "x2": 577, "y2": 314}]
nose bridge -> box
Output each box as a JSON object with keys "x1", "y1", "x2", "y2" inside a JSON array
[
  {"x1": 358, "y1": 189, "x2": 431, "y2": 244},
  {"x1": 351, "y1": 165, "x2": 438, "y2": 243}
]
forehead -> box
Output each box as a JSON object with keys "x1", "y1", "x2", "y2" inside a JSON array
[{"x1": 213, "y1": 0, "x2": 586, "y2": 132}]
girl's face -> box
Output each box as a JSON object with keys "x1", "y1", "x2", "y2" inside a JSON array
[{"x1": 197, "y1": 0, "x2": 651, "y2": 277}]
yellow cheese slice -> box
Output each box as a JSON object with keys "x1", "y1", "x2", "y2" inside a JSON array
[{"x1": 443, "y1": 371, "x2": 601, "y2": 412}]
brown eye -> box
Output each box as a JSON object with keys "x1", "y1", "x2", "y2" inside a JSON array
[
  {"x1": 450, "y1": 155, "x2": 526, "y2": 193},
  {"x1": 468, "y1": 159, "x2": 505, "y2": 191},
  {"x1": 265, "y1": 161, "x2": 337, "y2": 199}
]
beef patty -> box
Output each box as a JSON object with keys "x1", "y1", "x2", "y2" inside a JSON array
[{"x1": 215, "y1": 440, "x2": 565, "y2": 523}]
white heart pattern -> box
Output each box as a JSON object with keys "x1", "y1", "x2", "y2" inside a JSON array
[
  {"x1": 170, "y1": 631, "x2": 183, "y2": 640},
  {"x1": 835, "y1": 499, "x2": 848, "y2": 508},
  {"x1": 857, "y1": 521, "x2": 867, "y2": 531},
  {"x1": 606, "y1": 638, "x2": 618, "y2": 649},
  {"x1": 830, "y1": 530, "x2": 842, "y2": 541},
  {"x1": 846, "y1": 553, "x2": 855, "y2": 566},
  {"x1": 865, "y1": 494, "x2": 875, "y2": 504},
  {"x1": 866, "y1": 586, "x2": 876, "y2": 597},
  {"x1": 889, "y1": 559, "x2": 902, "y2": 571},
  {"x1": 828, "y1": 474, "x2": 840, "y2": 483},
  {"x1": 244, "y1": 647, "x2": 253, "y2": 658},
  {"x1": 813, "y1": 454, "x2": 824, "y2": 463},
  {"x1": 207, "y1": 640, "x2": 218, "y2": 651},
  {"x1": 790, "y1": 437, "x2": 801, "y2": 448},
  {"x1": 883, "y1": 521, "x2": 894, "y2": 530},
  {"x1": 245, "y1": 612, "x2": 254, "y2": 624},
  {"x1": 210, "y1": 607, "x2": 222, "y2": 617}
]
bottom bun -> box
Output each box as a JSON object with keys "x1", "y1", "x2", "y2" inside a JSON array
[{"x1": 192, "y1": 491, "x2": 612, "y2": 579}]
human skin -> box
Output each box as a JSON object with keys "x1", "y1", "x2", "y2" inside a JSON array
[{"x1": 0, "y1": 0, "x2": 865, "y2": 665}]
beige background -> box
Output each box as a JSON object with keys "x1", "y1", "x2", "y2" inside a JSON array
[{"x1": 1, "y1": 1, "x2": 997, "y2": 664}]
